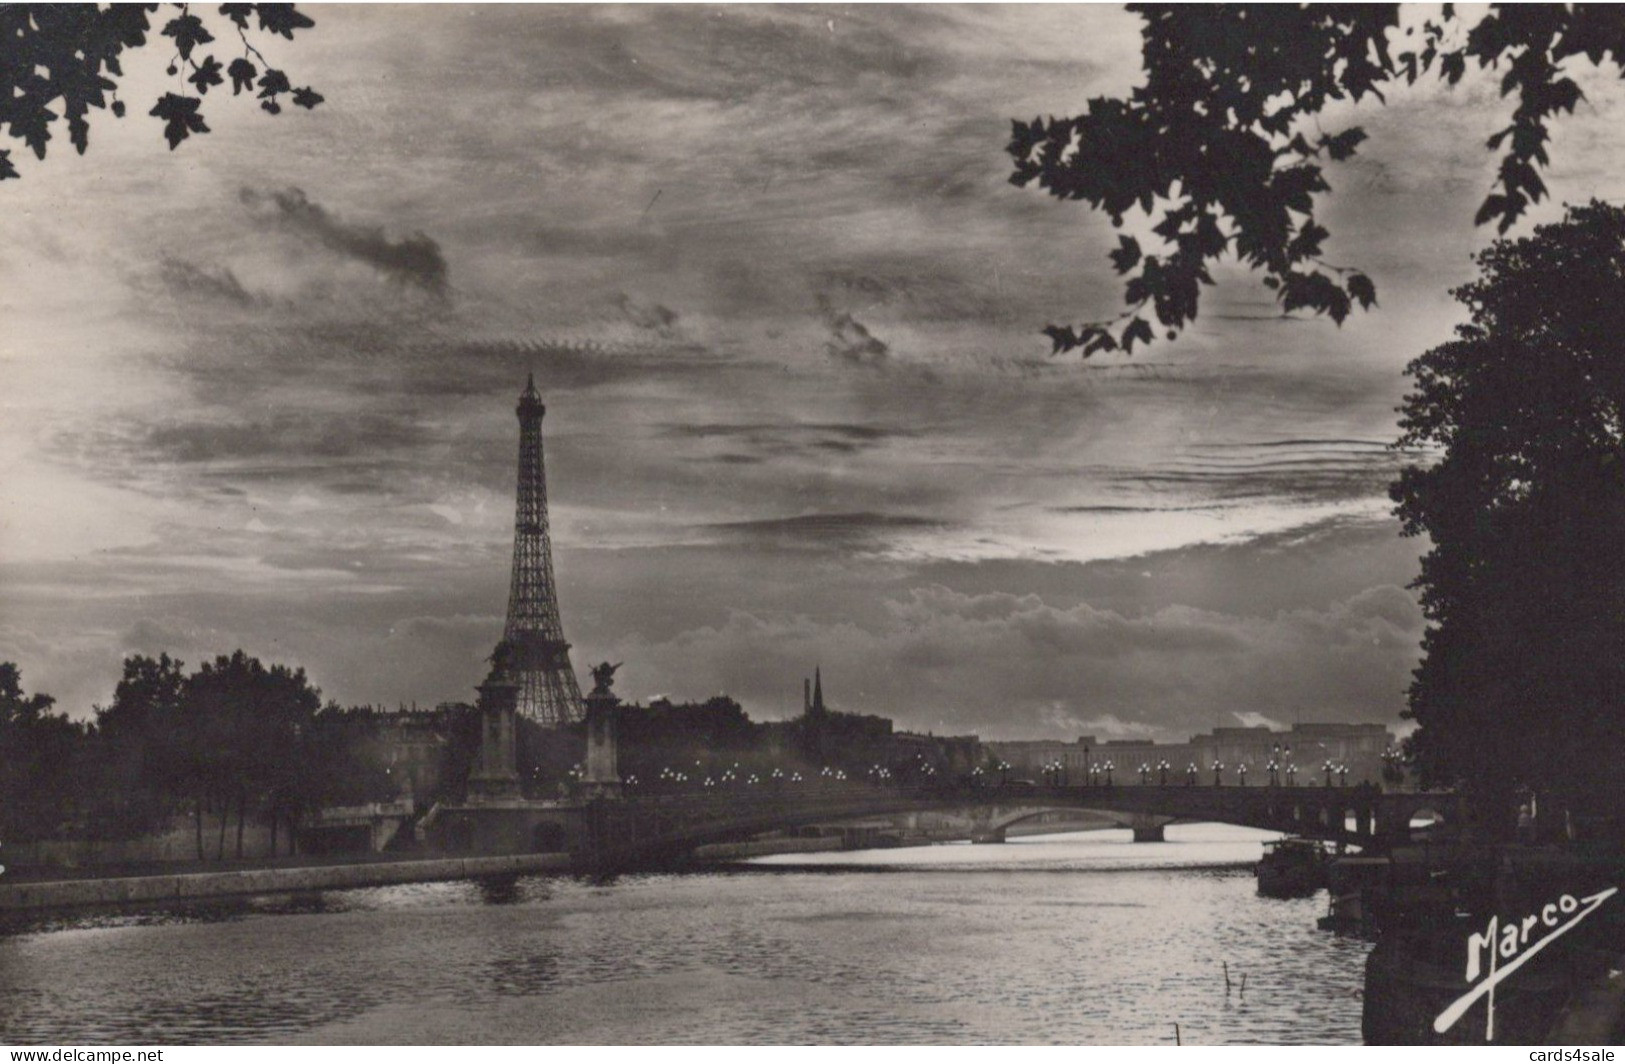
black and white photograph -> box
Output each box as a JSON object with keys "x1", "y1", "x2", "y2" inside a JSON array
[{"x1": 3, "y1": 2, "x2": 1625, "y2": 1048}]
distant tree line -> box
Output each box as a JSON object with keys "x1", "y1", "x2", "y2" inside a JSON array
[
  {"x1": 2, "y1": 653, "x2": 981, "y2": 861},
  {"x1": 510, "y1": 696, "x2": 933, "y2": 795},
  {"x1": 1, "y1": 652, "x2": 391, "y2": 860}
]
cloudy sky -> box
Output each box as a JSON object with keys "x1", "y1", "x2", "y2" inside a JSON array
[{"x1": 5, "y1": 5, "x2": 1625, "y2": 740}]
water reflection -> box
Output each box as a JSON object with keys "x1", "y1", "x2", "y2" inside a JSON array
[
  {"x1": 0, "y1": 824, "x2": 1367, "y2": 1045},
  {"x1": 475, "y1": 875, "x2": 522, "y2": 905},
  {"x1": 488, "y1": 947, "x2": 561, "y2": 997}
]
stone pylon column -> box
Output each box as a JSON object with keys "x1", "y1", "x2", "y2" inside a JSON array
[
  {"x1": 581, "y1": 661, "x2": 623, "y2": 801},
  {"x1": 1130, "y1": 813, "x2": 1167, "y2": 842},
  {"x1": 468, "y1": 643, "x2": 522, "y2": 802}
]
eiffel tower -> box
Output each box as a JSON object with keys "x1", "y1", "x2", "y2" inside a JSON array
[{"x1": 500, "y1": 374, "x2": 584, "y2": 724}]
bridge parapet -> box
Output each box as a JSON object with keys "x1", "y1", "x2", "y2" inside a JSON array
[{"x1": 430, "y1": 780, "x2": 1458, "y2": 870}]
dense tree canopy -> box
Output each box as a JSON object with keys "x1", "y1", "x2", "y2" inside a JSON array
[
  {"x1": 1392, "y1": 201, "x2": 1625, "y2": 830},
  {"x1": 88, "y1": 650, "x2": 389, "y2": 859},
  {"x1": 1, "y1": 3, "x2": 320, "y2": 181},
  {"x1": 0, "y1": 663, "x2": 83, "y2": 846},
  {"x1": 1010, "y1": 4, "x2": 1625, "y2": 354},
  {"x1": 91, "y1": 651, "x2": 188, "y2": 838}
]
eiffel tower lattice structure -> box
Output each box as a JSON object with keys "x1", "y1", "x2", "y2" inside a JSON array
[{"x1": 501, "y1": 373, "x2": 585, "y2": 724}]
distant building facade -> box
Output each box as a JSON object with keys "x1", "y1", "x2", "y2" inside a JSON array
[
  {"x1": 987, "y1": 721, "x2": 1395, "y2": 785},
  {"x1": 341, "y1": 706, "x2": 459, "y2": 805}
]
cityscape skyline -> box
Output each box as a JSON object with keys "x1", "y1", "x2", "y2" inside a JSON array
[{"x1": 7, "y1": 6, "x2": 1625, "y2": 741}]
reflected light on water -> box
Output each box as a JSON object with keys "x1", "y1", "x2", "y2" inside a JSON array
[{"x1": 0, "y1": 823, "x2": 1368, "y2": 1045}]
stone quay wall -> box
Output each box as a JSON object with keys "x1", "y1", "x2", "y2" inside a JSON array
[{"x1": 0, "y1": 852, "x2": 571, "y2": 912}]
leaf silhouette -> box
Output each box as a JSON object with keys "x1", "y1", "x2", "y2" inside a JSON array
[
  {"x1": 189, "y1": 56, "x2": 224, "y2": 95},
  {"x1": 1109, "y1": 235, "x2": 1142, "y2": 275},
  {"x1": 161, "y1": 13, "x2": 214, "y2": 62},
  {"x1": 1347, "y1": 273, "x2": 1378, "y2": 310},
  {"x1": 257, "y1": 68, "x2": 292, "y2": 100},
  {"x1": 227, "y1": 58, "x2": 257, "y2": 96},
  {"x1": 149, "y1": 93, "x2": 210, "y2": 150},
  {"x1": 256, "y1": 4, "x2": 315, "y2": 39}
]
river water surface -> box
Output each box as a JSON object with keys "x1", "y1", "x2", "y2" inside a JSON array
[{"x1": 0, "y1": 824, "x2": 1371, "y2": 1044}]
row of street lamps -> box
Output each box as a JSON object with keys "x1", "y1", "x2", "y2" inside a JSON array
[
  {"x1": 1027, "y1": 757, "x2": 1357, "y2": 787},
  {"x1": 602, "y1": 751, "x2": 1365, "y2": 792},
  {"x1": 618, "y1": 762, "x2": 844, "y2": 790}
]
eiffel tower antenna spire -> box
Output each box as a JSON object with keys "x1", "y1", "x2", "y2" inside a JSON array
[{"x1": 502, "y1": 375, "x2": 584, "y2": 724}]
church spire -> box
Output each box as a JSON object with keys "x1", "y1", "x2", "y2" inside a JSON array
[{"x1": 811, "y1": 667, "x2": 825, "y2": 715}]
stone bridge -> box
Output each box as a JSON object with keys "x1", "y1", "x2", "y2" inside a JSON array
[{"x1": 427, "y1": 782, "x2": 1459, "y2": 872}]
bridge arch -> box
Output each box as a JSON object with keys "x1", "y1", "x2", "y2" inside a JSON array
[
  {"x1": 1404, "y1": 805, "x2": 1447, "y2": 841},
  {"x1": 982, "y1": 806, "x2": 1179, "y2": 843},
  {"x1": 556, "y1": 785, "x2": 1456, "y2": 871}
]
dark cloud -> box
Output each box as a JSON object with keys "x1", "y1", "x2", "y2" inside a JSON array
[
  {"x1": 702, "y1": 511, "x2": 944, "y2": 550},
  {"x1": 142, "y1": 412, "x2": 429, "y2": 465},
  {"x1": 816, "y1": 294, "x2": 890, "y2": 366},
  {"x1": 662, "y1": 421, "x2": 911, "y2": 464},
  {"x1": 612, "y1": 292, "x2": 681, "y2": 337},
  {"x1": 668, "y1": 422, "x2": 906, "y2": 442},
  {"x1": 396, "y1": 337, "x2": 739, "y2": 400},
  {"x1": 814, "y1": 262, "x2": 1014, "y2": 325},
  {"x1": 239, "y1": 186, "x2": 450, "y2": 298},
  {"x1": 155, "y1": 257, "x2": 262, "y2": 307},
  {"x1": 1115, "y1": 439, "x2": 1422, "y2": 504},
  {"x1": 1047, "y1": 504, "x2": 1220, "y2": 515},
  {"x1": 515, "y1": 6, "x2": 951, "y2": 104}
]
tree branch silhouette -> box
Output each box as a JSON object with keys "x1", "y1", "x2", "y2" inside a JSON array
[{"x1": 1, "y1": 3, "x2": 321, "y2": 181}]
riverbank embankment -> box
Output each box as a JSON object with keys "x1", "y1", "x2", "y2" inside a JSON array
[
  {"x1": 0, "y1": 852, "x2": 571, "y2": 911},
  {"x1": 692, "y1": 820, "x2": 1117, "y2": 860}
]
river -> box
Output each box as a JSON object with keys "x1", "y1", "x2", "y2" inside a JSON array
[{"x1": 0, "y1": 823, "x2": 1371, "y2": 1045}]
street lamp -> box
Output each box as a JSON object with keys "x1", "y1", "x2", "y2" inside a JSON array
[
  {"x1": 1382, "y1": 745, "x2": 1404, "y2": 789},
  {"x1": 1140, "y1": 762, "x2": 1150, "y2": 785},
  {"x1": 1237, "y1": 762, "x2": 1248, "y2": 787},
  {"x1": 1159, "y1": 759, "x2": 1170, "y2": 786},
  {"x1": 1267, "y1": 759, "x2": 1279, "y2": 787},
  {"x1": 1323, "y1": 759, "x2": 1334, "y2": 787},
  {"x1": 1337, "y1": 763, "x2": 1348, "y2": 788},
  {"x1": 1213, "y1": 761, "x2": 1224, "y2": 787},
  {"x1": 1186, "y1": 761, "x2": 1197, "y2": 787},
  {"x1": 1286, "y1": 762, "x2": 1297, "y2": 787},
  {"x1": 1104, "y1": 760, "x2": 1114, "y2": 787}
]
